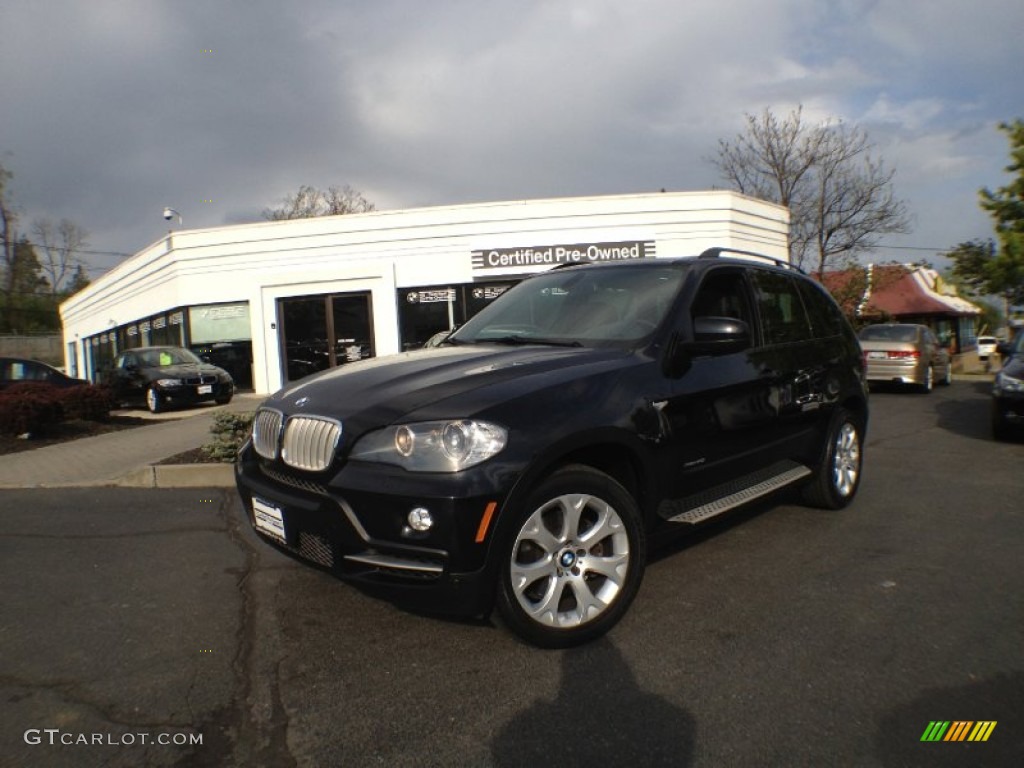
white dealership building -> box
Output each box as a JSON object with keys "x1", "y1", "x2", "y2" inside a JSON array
[{"x1": 60, "y1": 190, "x2": 788, "y2": 394}]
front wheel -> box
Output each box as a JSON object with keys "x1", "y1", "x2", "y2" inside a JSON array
[
  {"x1": 495, "y1": 466, "x2": 645, "y2": 648},
  {"x1": 146, "y1": 386, "x2": 165, "y2": 414},
  {"x1": 801, "y1": 409, "x2": 864, "y2": 510}
]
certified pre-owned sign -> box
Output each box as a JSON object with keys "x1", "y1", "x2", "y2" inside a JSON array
[{"x1": 472, "y1": 240, "x2": 656, "y2": 271}]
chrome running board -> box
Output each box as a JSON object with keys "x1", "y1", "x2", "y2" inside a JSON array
[{"x1": 662, "y1": 462, "x2": 811, "y2": 524}]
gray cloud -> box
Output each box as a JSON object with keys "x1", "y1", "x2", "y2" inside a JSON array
[{"x1": 1, "y1": 0, "x2": 1021, "y2": 273}]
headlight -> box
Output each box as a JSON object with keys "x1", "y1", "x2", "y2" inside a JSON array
[
  {"x1": 155, "y1": 378, "x2": 183, "y2": 387},
  {"x1": 350, "y1": 420, "x2": 507, "y2": 472},
  {"x1": 995, "y1": 371, "x2": 1024, "y2": 393}
]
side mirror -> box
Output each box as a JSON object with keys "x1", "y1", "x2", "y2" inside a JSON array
[
  {"x1": 663, "y1": 316, "x2": 751, "y2": 378},
  {"x1": 689, "y1": 316, "x2": 751, "y2": 353}
]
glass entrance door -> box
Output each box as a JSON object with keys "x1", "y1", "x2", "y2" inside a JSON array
[{"x1": 279, "y1": 292, "x2": 374, "y2": 382}]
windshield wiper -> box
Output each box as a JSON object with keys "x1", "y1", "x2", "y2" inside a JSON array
[{"x1": 489, "y1": 335, "x2": 582, "y2": 348}]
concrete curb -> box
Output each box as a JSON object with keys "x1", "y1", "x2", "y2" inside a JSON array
[{"x1": 114, "y1": 464, "x2": 236, "y2": 488}]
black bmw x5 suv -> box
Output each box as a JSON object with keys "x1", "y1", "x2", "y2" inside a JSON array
[{"x1": 235, "y1": 248, "x2": 868, "y2": 647}]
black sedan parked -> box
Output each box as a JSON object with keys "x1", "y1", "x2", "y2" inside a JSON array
[
  {"x1": 0, "y1": 356, "x2": 88, "y2": 391},
  {"x1": 102, "y1": 346, "x2": 234, "y2": 413},
  {"x1": 993, "y1": 332, "x2": 1024, "y2": 440}
]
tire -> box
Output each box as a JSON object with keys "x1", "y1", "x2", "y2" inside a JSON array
[
  {"x1": 801, "y1": 408, "x2": 864, "y2": 510},
  {"x1": 146, "y1": 386, "x2": 165, "y2": 414},
  {"x1": 918, "y1": 365, "x2": 934, "y2": 394},
  {"x1": 495, "y1": 465, "x2": 646, "y2": 648},
  {"x1": 215, "y1": 394, "x2": 233, "y2": 405}
]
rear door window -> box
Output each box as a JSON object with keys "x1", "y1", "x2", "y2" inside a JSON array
[{"x1": 749, "y1": 270, "x2": 814, "y2": 345}]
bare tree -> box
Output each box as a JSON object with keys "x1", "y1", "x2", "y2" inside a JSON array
[
  {"x1": 712, "y1": 106, "x2": 910, "y2": 276},
  {"x1": 33, "y1": 216, "x2": 90, "y2": 295},
  {"x1": 262, "y1": 184, "x2": 375, "y2": 220}
]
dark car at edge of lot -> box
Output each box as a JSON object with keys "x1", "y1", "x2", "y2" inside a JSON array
[
  {"x1": 0, "y1": 356, "x2": 89, "y2": 391},
  {"x1": 235, "y1": 248, "x2": 869, "y2": 647},
  {"x1": 992, "y1": 331, "x2": 1024, "y2": 440},
  {"x1": 100, "y1": 346, "x2": 234, "y2": 413}
]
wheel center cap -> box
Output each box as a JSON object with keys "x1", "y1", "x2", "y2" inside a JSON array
[{"x1": 559, "y1": 550, "x2": 577, "y2": 569}]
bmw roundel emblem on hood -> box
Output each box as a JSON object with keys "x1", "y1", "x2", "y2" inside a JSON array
[{"x1": 294, "y1": 396, "x2": 310, "y2": 408}]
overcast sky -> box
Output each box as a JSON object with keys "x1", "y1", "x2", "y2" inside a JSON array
[{"x1": 1, "y1": 0, "x2": 1021, "y2": 277}]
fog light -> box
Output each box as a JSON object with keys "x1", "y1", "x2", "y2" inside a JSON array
[{"x1": 407, "y1": 507, "x2": 433, "y2": 532}]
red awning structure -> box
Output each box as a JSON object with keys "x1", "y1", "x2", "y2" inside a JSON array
[{"x1": 820, "y1": 265, "x2": 980, "y2": 319}]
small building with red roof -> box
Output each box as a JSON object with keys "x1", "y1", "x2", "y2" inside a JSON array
[{"x1": 820, "y1": 264, "x2": 981, "y2": 354}]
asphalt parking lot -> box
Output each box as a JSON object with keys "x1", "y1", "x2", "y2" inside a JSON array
[{"x1": 1, "y1": 380, "x2": 1021, "y2": 767}]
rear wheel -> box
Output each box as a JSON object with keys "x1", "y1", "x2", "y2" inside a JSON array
[
  {"x1": 495, "y1": 465, "x2": 645, "y2": 648},
  {"x1": 801, "y1": 408, "x2": 864, "y2": 510}
]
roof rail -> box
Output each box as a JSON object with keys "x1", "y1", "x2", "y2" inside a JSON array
[{"x1": 698, "y1": 247, "x2": 804, "y2": 274}]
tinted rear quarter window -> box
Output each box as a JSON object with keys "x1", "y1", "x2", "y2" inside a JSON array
[{"x1": 797, "y1": 278, "x2": 844, "y2": 338}]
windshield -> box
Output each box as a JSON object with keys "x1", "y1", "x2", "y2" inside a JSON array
[
  {"x1": 450, "y1": 264, "x2": 685, "y2": 347},
  {"x1": 138, "y1": 347, "x2": 203, "y2": 367},
  {"x1": 859, "y1": 325, "x2": 919, "y2": 342}
]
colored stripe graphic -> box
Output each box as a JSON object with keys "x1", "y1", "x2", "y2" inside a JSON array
[
  {"x1": 944, "y1": 721, "x2": 972, "y2": 741},
  {"x1": 968, "y1": 722, "x2": 997, "y2": 742},
  {"x1": 920, "y1": 720, "x2": 996, "y2": 742}
]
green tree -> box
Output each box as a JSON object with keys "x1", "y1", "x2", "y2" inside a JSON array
[
  {"x1": 64, "y1": 263, "x2": 91, "y2": 296},
  {"x1": 948, "y1": 122, "x2": 1024, "y2": 322},
  {"x1": 979, "y1": 120, "x2": 1024, "y2": 317}
]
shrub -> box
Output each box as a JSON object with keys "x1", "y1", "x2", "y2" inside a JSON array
[
  {"x1": 0, "y1": 383, "x2": 114, "y2": 435},
  {"x1": 59, "y1": 385, "x2": 115, "y2": 421},
  {"x1": 0, "y1": 388, "x2": 63, "y2": 436},
  {"x1": 203, "y1": 411, "x2": 255, "y2": 462}
]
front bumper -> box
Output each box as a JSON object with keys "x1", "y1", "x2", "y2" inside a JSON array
[
  {"x1": 234, "y1": 442, "x2": 508, "y2": 616},
  {"x1": 992, "y1": 391, "x2": 1024, "y2": 428},
  {"x1": 157, "y1": 379, "x2": 233, "y2": 406}
]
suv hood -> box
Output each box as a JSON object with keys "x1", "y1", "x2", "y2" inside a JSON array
[{"x1": 263, "y1": 344, "x2": 630, "y2": 438}]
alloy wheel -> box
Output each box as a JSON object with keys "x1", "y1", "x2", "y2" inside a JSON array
[
  {"x1": 831, "y1": 421, "x2": 861, "y2": 498},
  {"x1": 509, "y1": 492, "x2": 630, "y2": 629}
]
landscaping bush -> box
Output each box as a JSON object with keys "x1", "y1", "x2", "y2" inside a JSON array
[
  {"x1": 0, "y1": 383, "x2": 115, "y2": 436},
  {"x1": 203, "y1": 411, "x2": 255, "y2": 462},
  {"x1": 59, "y1": 385, "x2": 116, "y2": 421},
  {"x1": 0, "y1": 386, "x2": 63, "y2": 436}
]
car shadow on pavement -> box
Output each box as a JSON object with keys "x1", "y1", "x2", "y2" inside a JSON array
[
  {"x1": 933, "y1": 381, "x2": 1004, "y2": 443},
  {"x1": 490, "y1": 638, "x2": 696, "y2": 767}
]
